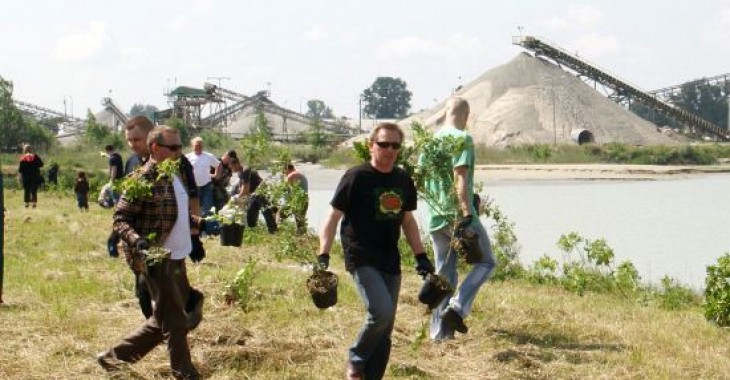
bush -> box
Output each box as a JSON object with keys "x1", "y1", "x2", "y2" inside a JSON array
[{"x1": 704, "y1": 253, "x2": 730, "y2": 326}]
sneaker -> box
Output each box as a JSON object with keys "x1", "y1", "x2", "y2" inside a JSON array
[{"x1": 441, "y1": 308, "x2": 468, "y2": 334}]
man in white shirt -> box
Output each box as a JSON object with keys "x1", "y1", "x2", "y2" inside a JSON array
[{"x1": 185, "y1": 137, "x2": 219, "y2": 216}]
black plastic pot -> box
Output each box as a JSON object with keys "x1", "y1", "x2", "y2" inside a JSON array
[
  {"x1": 307, "y1": 270, "x2": 338, "y2": 309},
  {"x1": 418, "y1": 273, "x2": 453, "y2": 310},
  {"x1": 220, "y1": 223, "x2": 245, "y2": 247}
]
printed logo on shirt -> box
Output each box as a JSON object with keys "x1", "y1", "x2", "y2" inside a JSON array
[{"x1": 374, "y1": 188, "x2": 403, "y2": 220}]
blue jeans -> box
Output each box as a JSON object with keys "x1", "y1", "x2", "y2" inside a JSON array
[
  {"x1": 350, "y1": 266, "x2": 401, "y2": 379},
  {"x1": 198, "y1": 182, "x2": 214, "y2": 216},
  {"x1": 429, "y1": 219, "x2": 496, "y2": 340}
]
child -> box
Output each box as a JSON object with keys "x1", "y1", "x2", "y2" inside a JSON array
[{"x1": 74, "y1": 171, "x2": 90, "y2": 211}]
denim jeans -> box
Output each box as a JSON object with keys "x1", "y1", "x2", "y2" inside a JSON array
[
  {"x1": 429, "y1": 219, "x2": 496, "y2": 340},
  {"x1": 198, "y1": 182, "x2": 214, "y2": 216},
  {"x1": 350, "y1": 266, "x2": 401, "y2": 379}
]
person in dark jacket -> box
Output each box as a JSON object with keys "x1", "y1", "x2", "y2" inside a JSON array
[
  {"x1": 17, "y1": 144, "x2": 44, "y2": 208},
  {"x1": 73, "y1": 171, "x2": 90, "y2": 211}
]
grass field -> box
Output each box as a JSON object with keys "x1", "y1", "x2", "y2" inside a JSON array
[{"x1": 1, "y1": 190, "x2": 730, "y2": 379}]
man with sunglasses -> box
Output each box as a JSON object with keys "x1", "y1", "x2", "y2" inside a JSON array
[
  {"x1": 118, "y1": 116, "x2": 206, "y2": 327},
  {"x1": 98, "y1": 126, "x2": 202, "y2": 380},
  {"x1": 423, "y1": 97, "x2": 496, "y2": 341},
  {"x1": 318, "y1": 122, "x2": 434, "y2": 380}
]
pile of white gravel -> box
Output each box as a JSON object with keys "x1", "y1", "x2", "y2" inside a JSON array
[{"x1": 402, "y1": 52, "x2": 683, "y2": 147}]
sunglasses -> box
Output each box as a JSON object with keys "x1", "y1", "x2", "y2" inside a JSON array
[
  {"x1": 375, "y1": 141, "x2": 402, "y2": 150},
  {"x1": 157, "y1": 143, "x2": 182, "y2": 152}
]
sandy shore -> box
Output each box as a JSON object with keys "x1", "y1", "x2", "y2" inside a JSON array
[{"x1": 293, "y1": 163, "x2": 730, "y2": 189}]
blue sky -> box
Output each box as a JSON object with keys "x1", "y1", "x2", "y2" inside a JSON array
[{"x1": 2, "y1": 0, "x2": 730, "y2": 120}]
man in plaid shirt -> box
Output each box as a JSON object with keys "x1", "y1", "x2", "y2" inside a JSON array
[{"x1": 97, "y1": 126, "x2": 203, "y2": 380}]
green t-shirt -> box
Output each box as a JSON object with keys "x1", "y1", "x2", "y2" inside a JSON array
[{"x1": 424, "y1": 126, "x2": 475, "y2": 232}]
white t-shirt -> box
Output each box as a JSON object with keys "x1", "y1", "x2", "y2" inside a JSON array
[
  {"x1": 165, "y1": 176, "x2": 192, "y2": 260},
  {"x1": 185, "y1": 151, "x2": 220, "y2": 187}
]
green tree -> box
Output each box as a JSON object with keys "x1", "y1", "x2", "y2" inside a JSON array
[
  {"x1": 305, "y1": 99, "x2": 334, "y2": 120},
  {"x1": 0, "y1": 76, "x2": 28, "y2": 151},
  {"x1": 84, "y1": 110, "x2": 110, "y2": 145},
  {"x1": 164, "y1": 116, "x2": 191, "y2": 146},
  {"x1": 361, "y1": 77, "x2": 412, "y2": 119},
  {"x1": 306, "y1": 118, "x2": 328, "y2": 148},
  {"x1": 129, "y1": 104, "x2": 159, "y2": 120},
  {"x1": 251, "y1": 108, "x2": 272, "y2": 137}
]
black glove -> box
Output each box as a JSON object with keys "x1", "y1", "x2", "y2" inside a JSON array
[
  {"x1": 189, "y1": 234, "x2": 206, "y2": 263},
  {"x1": 317, "y1": 254, "x2": 330, "y2": 270},
  {"x1": 134, "y1": 238, "x2": 149, "y2": 252},
  {"x1": 415, "y1": 253, "x2": 435, "y2": 277},
  {"x1": 456, "y1": 215, "x2": 474, "y2": 234}
]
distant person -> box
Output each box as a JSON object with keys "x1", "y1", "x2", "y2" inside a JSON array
[
  {"x1": 97, "y1": 182, "x2": 115, "y2": 209},
  {"x1": 104, "y1": 144, "x2": 124, "y2": 203},
  {"x1": 421, "y1": 97, "x2": 496, "y2": 341},
  {"x1": 212, "y1": 150, "x2": 237, "y2": 211},
  {"x1": 185, "y1": 137, "x2": 219, "y2": 216},
  {"x1": 17, "y1": 144, "x2": 44, "y2": 208},
  {"x1": 317, "y1": 122, "x2": 434, "y2": 379},
  {"x1": 47, "y1": 162, "x2": 59, "y2": 186},
  {"x1": 73, "y1": 171, "x2": 90, "y2": 212},
  {"x1": 278, "y1": 163, "x2": 309, "y2": 234},
  {"x1": 238, "y1": 167, "x2": 277, "y2": 234}
]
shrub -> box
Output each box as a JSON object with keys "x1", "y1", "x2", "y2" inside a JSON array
[{"x1": 703, "y1": 253, "x2": 730, "y2": 326}]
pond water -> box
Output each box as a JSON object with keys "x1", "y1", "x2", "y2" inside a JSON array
[{"x1": 301, "y1": 174, "x2": 730, "y2": 289}]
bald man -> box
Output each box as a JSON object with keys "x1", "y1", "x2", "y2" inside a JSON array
[{"x1": 422, "y1": 97, "x2": 497, "y2": 341}]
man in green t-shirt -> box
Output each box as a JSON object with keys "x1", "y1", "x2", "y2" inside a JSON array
[{"x1": 423, "y1": 97, "x2": 497, "y2": 341}]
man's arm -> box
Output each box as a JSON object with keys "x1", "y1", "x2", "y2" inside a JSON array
[
  {"x1": 318, "y1": 206, "x2": 343, "y2": 256},
  {"x1": 401, "y1": 211, "x2": 425, "y2": 255},
  {"x1": 454, "y1": 165, "x2": 471, "y2": 217}
]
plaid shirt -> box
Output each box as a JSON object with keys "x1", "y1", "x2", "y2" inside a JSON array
[{"x1": 113, "y1": 160, "x2": 198, "y2": 271}]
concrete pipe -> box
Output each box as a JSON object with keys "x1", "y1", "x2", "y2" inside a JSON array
[{"x1": 571, "y1": 129, "x2": 595, "y2": 145}]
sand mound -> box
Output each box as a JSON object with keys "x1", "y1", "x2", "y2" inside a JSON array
[{"x1": 403, "y1": 53, "x2": 681, "y2": 147}]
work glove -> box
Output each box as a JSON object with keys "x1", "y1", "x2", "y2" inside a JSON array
[
  {"x1": 455, "y1": 215, "x2": 474, "y2": 234},
  {"x1": 134, "y1": 238, "x2": 150, "y2": 252},
  {"x1": 189, "y1": 234, "x2": 206, "y2": 263},
  {"x1": 415, "y1": 253, "x2": 435, "y2": 277},
  {"x1": 317, "y1": 254, "x2": 330, "y2": 271}
]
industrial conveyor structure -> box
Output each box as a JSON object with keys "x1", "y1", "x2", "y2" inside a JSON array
[
  {"x1": 513, "y1": 35, "x2": 729, "y2": 141},
  {"x1": 201, "y1": 83, "x2": 352, "y2": 136},
  {"x1": 13, "y1": 99, "x2": 85, "y2": 137}
]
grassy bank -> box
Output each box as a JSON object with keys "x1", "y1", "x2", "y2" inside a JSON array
[
  {"x1": 325, "y1": 142, "x2": 730, "y2": 168},
  {"x1": 1, "y1": 191, "x2": 730, "y2": 379}
]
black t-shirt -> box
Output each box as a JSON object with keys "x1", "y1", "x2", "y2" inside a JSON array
[
  {"x1": 109, "y1": 152, "x2": 124, "y2": 180},
  {"x1": 240, "y1": 168, "x2": 263, "y2": 193},
  {"x1": 331, "y1": 163, "x2": 417, "y2": 275}
]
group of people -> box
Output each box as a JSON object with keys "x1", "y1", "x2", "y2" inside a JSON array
[
  {"x1": 93, "y1": 115, "x2": 310, "y2": 379},
  {"x1": 16, "y1": 96, "x2": 489, "y2": 379},
  {"x1": 318, "y1": 97, "x2": 495, "y2": 379}
]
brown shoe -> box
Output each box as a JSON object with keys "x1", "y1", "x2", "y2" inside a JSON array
[
  {"x1": 96, "y1": 350, "x2": 124, "y2": 372},
  {"x1": 346, "y1": 361, "x2": 363, "y2": 380}
]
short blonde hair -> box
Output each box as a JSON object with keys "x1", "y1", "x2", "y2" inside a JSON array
[
  {"x1": 191, "y1": 136, "x2": 204, "y2": 145},
  {"x1": 22, "y1": 144, "x2": 33, "y2": 154}
]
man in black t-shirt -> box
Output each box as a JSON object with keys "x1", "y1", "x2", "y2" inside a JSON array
[
  {"x1": 318, "y1": 122, "x2": 435, "y2": 380},
  {"x1": 238, "y1": 167, "x2": 277, "y2": 234}
]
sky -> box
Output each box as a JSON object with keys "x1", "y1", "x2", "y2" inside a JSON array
[{"x1": 3, "y1": 0, "x2": 730, "y2": 121}]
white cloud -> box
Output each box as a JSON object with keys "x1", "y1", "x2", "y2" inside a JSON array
[
  {"x1": 303, "y1": 23, "x2": 330, "y2": 42},
  {"x1": 377, "y1": 33, "x2": 481, "y2": 59},
  {"x1": 52, "y1": 22, "x2": 112, "y2": 63}
]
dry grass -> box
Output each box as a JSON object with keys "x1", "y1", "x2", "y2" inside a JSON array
[{"x1": 1, "y1": 189, "x2": 730, "y2": 379}]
